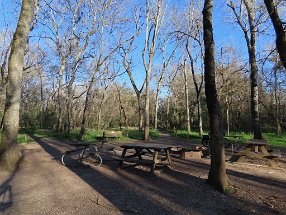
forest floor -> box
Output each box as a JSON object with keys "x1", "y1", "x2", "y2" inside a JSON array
[{"x1": 0, "y1": 133, "x2": 286, "y2": 215}]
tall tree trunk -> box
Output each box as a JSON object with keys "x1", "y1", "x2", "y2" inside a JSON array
[
  {"x1": 144, "y1": 69, "x2": 151, "y2": 140},
  {"x1": 143, "y1": 0, "x2": 162, "y2": 141},
  {"x1": 183, "y1": 60, "x2": 191, "y2": 132},
  {"x1": 166, "y1": 97, "x2": 170, "y2": 131},
  {"x1": 203, "y1": 0, "x2": 228, "y2": 192},
  {"x1": 249, "y1": 47, "x2": 262, "y2": 139},
  {"x1": 197, "y1": 95, "x2": 203, "y2": 136},
  {"x1": 228, "y1": 0, "x2": 262, "y2": 139},
  {"x1": 97, "y1": 93, "x2": 105, "y2": 131},
  {"x1": 274, "y1": 69, "x2": 281, "y2": 136},
  {"x1": 0, "y1": 0, "x2": 34, "y2": 171},
  {"x1": 154, "y1": 88, "x2": 160, "y2": 130},
  {"x1": 243, "y1": 0, "x2": 262, "y2": 139},
  {"x1": 264, "y1": 0, "x2": 286, "y2": 69},
  {"x1": 137, "y1": 95, "x2": 143, "y2": 131},
  {"x1": 226, "y1": 95, "x2": 230, "y2": 135},
  {"x1": 80, "y1": 71, "x2": 97, "y2": 139},
  {"x1": 56, "y1": 62, "x2": 66, "y2": 132},
  {"x1": 187, "y1": 41, "x2": 204, "y2": 135}
]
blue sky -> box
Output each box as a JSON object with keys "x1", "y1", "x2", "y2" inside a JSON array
[{"x1": 0, "y1": 0, "x2": 277, "y2": 90}]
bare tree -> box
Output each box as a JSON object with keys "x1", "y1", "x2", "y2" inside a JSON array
[
  {"x1": 203, "y1": 0, "x2": 229, "y2": 192},
  {"x1": 142, "y1": 0, "x2": 163, "y2": 141},
  {"x1": 0, "y1": 0, "x2": 35, "y2": 171},
  {"x1": 120, "y1": 8, "x2": 145, "y2": 131},
  {"x1": 46, "y1": 4, "x2": 72, "y2": 132},
  {"x1": 65, "y1": 0, "x2": 104, "y2": 136},
  {"x1": 228, "y1": 0, "x2": 264, "y2": 139},
  {"x1": 264, "y1": 0, "x2": 286, "y2": 69},
  {"x1": 183, "y1": 59, "x2": 191, "y2": 132},
  {"x1": 154, "y1": 31, "x2": 177, "y2": 130},
  {"x1": 173, "y1": 1, "x2": 204, "y2": 136}
]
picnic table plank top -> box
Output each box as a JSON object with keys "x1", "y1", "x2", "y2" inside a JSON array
[
  {"x1": 69, "y1": 142, "x2": 100, "y2": 146},
  {"x1": 245, "y1": 139, "x2": 269, "y2": 146},
  {"x1": 120, "y1": 143, "x2": 172, "y2": 150}
]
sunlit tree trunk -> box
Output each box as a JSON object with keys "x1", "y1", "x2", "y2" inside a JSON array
[
  {"x1": 183, "y1": 60, "x2": 191, "y2": 132},
  {"x1": 228, "y1": 0, "x2": 262, "y2": 139},
  {"x1": 166, "y1": 96, "x2": 170, "y2": 130},
  {"x1": 0, "y1": 0, "x2": 34, "y2": 171},
  {"x1": 203, "y1": 0, "x2": 229, "y2": 192},
  {"x1": 143, "y1": 0, "x2": 162, "y2": 141},
  {"x1": 197, "y1": 95, "x2": 203, "y2": 135}
]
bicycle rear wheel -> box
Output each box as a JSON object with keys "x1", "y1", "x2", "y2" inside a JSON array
[
  {"x1": 61, "y1": 150, "x2": 82, "y2": 166},
  {"x1": 84, "y1": 154, "x2": 102, "y2": 167}
]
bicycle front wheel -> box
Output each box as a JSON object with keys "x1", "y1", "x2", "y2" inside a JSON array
[
  {"x1": 61, "y1": 150, "x2": 81, "y2": 166},
  {"x1": 85, "y1": 154, "x2": 102, "y2": 167}
]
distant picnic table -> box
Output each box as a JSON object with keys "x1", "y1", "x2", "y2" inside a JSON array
[{"x1": 231, "y1": 139, "x2": 281, "y2": 168}]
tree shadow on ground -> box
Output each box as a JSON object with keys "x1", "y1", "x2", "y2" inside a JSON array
[
  {"x1": 0, "y1": 158, "x2": 22, "y2": 212},
  {"x1": 29, "y1": 136, "x2": 284, "y2": 214}
]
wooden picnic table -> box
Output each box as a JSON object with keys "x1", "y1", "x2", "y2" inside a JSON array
[
  {"x1": 118, "y1": 143, "x2": 173, "y2": 174},
  {"x1": 231, "y1": 139, "x2": 279, "y2": 168}
]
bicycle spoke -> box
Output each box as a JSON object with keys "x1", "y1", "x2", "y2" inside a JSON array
[{"x1": 61, "y1": 150, "x2": 81, "y2": 166}]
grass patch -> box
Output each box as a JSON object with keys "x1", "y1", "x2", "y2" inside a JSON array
[
  {"x1": 170, "y1": 130, "x2": 286, "y2": 147},
  {"x1": 16, "y1": 127, "x2": 160, "y2": 143},
  {"x1": 19, "y1": 128, "x2": 104, "y2": 142},
  {"x1": 170, "y1": 130, "x2": 201, "y2": 139},
  {"x1": 263, "y1": 133, "x2": 286, "y2": 147}
]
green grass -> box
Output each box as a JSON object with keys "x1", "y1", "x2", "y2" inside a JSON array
[
  {"x1": 14, "y1": 127, "x2": 161, "y2": 143},
  {"x1": 3, "y1": 128, "x2": 285, "y2": 147},
  {"x1": 18, "y1": 128, "x2": 104, "y2": 142},
  {"x1": 263, "y1": 133, "x2": 286, "y2": 147},
  {"x1": 170, "y1": 130, "x2": 286, "y2": 148},
  {"x1": 170, "y1": 130, "x2": 201, "y2": 139}
]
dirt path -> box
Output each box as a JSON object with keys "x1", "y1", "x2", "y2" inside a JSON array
[{"x1": 1, "y1": 134, "x2": 286, "y2": 215}]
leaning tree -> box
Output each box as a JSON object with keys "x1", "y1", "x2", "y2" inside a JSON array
[{"x1": 0, "y1": 0, "x2": 35, "y2": 171}]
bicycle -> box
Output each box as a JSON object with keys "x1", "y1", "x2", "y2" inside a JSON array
[
  {"x1": 201, "y1": 135, "x2": 231, "y2": 148},
  {"x1": 61, "y1": 143, "x2": 102, "y2": 167}
]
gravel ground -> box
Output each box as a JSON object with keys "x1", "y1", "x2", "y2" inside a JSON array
[{"x1": 0, "y1": 135, "x2": 286, "y2": 215}]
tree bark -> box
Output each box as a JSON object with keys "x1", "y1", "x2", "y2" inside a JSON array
[
  {"x1": 203, "y1": 0, "x2": 228, "y2": 192},
  {"x1": 0, "y1": 0, "x2": 34, "y2": 171},
  {"x1": 244, "y1": 0, "x2": 262, "y2": 139},
  {"x1": 183, "y1": 60, "x2": 191, "y2": 132},
  {"x1": 264, "y1": 0, "x2": 286, "y2": 69},
  {"x1": 143, "y1": 0, "x2": 162, "y2": 141},
  {"x1": 197, "y1": 95, "x2": 203, "y2": 136},
  {"x1": 228, "y1": 0, "x2": 262, "y2": 139},
  {"x1": 56, "y1": 61, "x2": 66, "y2": 132},
  {"x1": 80, "y1": 69, "x2": 97, "y2": 139},
  {"x1": 187, "y1": 43, "x2": 204, "y2": 136}
]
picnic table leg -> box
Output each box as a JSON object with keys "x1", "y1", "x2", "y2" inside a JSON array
[
  {"x1": 260, "y1": 146, "x2": 269, "y2": 155},
  {"x1": 254, "y1": 146, "x2": 259, "y2": 153},
  {"x1": 268, "y1": 159, "x2": 279, "y2": 168},
  {"x1": 118, "y1": 148, "x2": 127, "y2": 168},
  {"x1": 166, "y1": 149, "x2": 172, "y2": 166},
  {"x1": 135, "y1": 149, "x2": 143, "y2": 160},
  {"x1": 151, "y1": 151, "x2": 158, "y2": 174}
]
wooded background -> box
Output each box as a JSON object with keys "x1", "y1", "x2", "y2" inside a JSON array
[{"x1": 0, "y1": 0, "x2": 285, "y2": 137}]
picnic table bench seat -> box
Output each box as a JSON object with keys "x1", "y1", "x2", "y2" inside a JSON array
[{"x1": 171, "y1": 146, "x2": 207, "y2": 159}]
